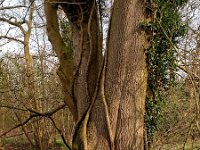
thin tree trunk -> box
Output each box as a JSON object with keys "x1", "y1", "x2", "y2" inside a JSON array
[{"x1": 44, "y1": 2, "x2": 77, "y2": 120}]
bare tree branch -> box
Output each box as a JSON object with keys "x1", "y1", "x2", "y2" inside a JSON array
[
  {"x1": 0, "y1": 35, "x2": 24, "y2": 44},
  {"x1": 0, "y1": 114, "x2": 37, "y2": 137},
  {"x1": 14, "y1": 112, "x2": 34, "y2": 146},
  {"x1": 0, "y1": 17, "x2": 25, "y2": 33},
  {"x1": 0, "y1": 5, "x2": 26, "y2": 10},
  {"x1": 49, "y1": 1, "x2": 86, "y2": 4},
  {"x1": 0, "y1": 0, "x2": 5, "y2": 5},
  {"x1": 48, "y1": 116, "x2": 72, "y2": 150},
  {"x1": 0, "y1": 103, "x2": 66, "y2": 137},
  {"x1": 0, "y1": 104, "x2": 28, "y2": 112}
]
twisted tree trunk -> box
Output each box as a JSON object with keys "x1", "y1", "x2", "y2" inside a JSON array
[{"x1": 45, "y1": 0, "x2": 148, "y2": 149}]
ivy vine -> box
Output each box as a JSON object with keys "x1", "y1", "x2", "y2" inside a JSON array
[{"x1": 141, "y1": 0, "x2": 188, "y2": 143}]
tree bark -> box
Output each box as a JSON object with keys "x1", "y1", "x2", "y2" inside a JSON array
[
  {"x1": 61, "y1": 0, "x2": 102, "y2": 120},
  {"x1": 105, "y1": 0, "x2": 147, "y2": 149},
  {"x1": 45, "y1": 0, "x2": 147, "y2": 149},
  {"x1": 44, "y1": 2, "x2": 77, "y2": 120}
]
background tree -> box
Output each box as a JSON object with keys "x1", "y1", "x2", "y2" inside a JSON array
[
  {"x1": 0, "y1": 0, "x2": 74, "y2": 149},
  {"x1": 150, "y1": 0, "x2": 200, "y2": 149}
]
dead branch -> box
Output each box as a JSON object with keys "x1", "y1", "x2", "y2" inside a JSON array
[
  {"x1": 48, "y1": 116, "x2": 72, "y2": 150},
  {"x1": 0, "y1": 103, "x2": 66, "y2": 137},
  {"x1": 14, "y1": 112, "x2": 34, "y2": 146},
  {"x1": 3, "y1": 131, "x2": 33, "y2": 138},
  {"x1": 0, "y1": 5, "x2": 26, "y2": 10},
  {"x1": 0, "y1": 35, "x2": 24, "y2": 44},
  {"x1": 0, "y1": 17, "x2": 25, "y2": 33}
]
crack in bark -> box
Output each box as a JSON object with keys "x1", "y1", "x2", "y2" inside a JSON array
[
  {"x1": 72, "y1": 54, "x2": 105, "y2": 149},
  {"x1": 101, "y1": 58, "x2": 114, "y2": 150},
  {"x1": 72, "y1": 2, "x2": 99, "y2": 149},
  {"x1": 71, "y1": 4, "x2": 85, "y2": 120}
]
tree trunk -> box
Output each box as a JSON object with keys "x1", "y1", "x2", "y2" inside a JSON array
[
  {"x1": 45, "y1": 0, "x2": 147, "y2": 149},
  {"x1": 105, "y1": 0, "x2": 147, "y2": 149}
]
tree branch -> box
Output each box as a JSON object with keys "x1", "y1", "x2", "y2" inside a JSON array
[
  {"x1": 49, "y1": 1, "x2": 86, "y2": 4},
  {"x1": 14, "y1": 112, "x2": 34, "y2": 146},
  {"x1": 48, "y1": 116, "x2": 72, "y2": 150},
  {"x1": 0, "y1": 5, "x2": 26, "y2": 10},
  {"x1": 44, "y1": 1, "x2": 77, "y2": 120},
  {"x1": 0, "y1": 104, "x2": 28, "y2": 112},
  {"x1": 0, "y1": 103, "x2": 66, "y2": 137},
  {"x1": 0, "y1": 17, "x2": 25, "y2": 33},
  {"x1": 0, "y1": 114, "x2": 37, "y2": 137},
  {"x1": 0, "y1": 35, "x2": 24, "y2": 44}
]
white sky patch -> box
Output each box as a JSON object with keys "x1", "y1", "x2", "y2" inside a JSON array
[{"x1": 0, "y1": 0, "x2": 53, "y2": 58}]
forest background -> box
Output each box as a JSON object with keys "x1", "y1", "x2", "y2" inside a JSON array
[{"x1": 0, "y1": 0, "x2": 200, "y2": 150}]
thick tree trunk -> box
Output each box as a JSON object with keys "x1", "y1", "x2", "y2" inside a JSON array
[
  {"x1": 45, "y1": 0, "x2": 147, "y2": 149},
  {"x1": 61, "y1": 0, "x2": 102, "y2": 120},
  {"x1": 105, "y1": 0, "x2": 147, "y2": 149}
]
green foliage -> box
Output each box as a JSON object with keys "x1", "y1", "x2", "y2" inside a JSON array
[
  {"x1": 52, "y1": 138, "x2": 71, "y2": 150},
  {"x1": 154, "y1": 83, "x2": 194, "y2": 147},
  {"x1": 158, "y1": 93, "x2": 187, "y2": 135},
  {"x1": 145, "y1": 93, "x2": 165, "y2": 141},
  {"x1": 52, "y1": 138, "x2": 64, "y2": 147},
  {"x1": 142, "y1": 0, "x2": 188, "y2": 143}
]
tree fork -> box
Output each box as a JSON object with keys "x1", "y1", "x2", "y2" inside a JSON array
[
  {"x1": 44, "y1": 1, "x2": 77, "y2": 120},
  {"x1": 45, "y1": 0, "x2": 148, "y2": 149}
]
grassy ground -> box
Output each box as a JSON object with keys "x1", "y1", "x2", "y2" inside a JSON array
[
  {"x1": 0, "y1": 137, "x2": 69, "y2": 150},
  {"x1": 154, "y1": 140, "x2": 200, "y2": 150},
  {"x1": 1, "y1": 136, "x2": 200, "y2": 150}
]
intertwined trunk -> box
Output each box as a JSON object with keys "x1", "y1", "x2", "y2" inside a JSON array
[{"x1": 45, "y1": 0, "x2": 147, "y2": 149}]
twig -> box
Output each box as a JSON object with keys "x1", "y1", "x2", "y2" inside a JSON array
[
  {"x1": 4, "y1": 131, "x2": 33, "y2": 138},
  {"x1": 0, "y1": 35, "x2": 24, "y2": 44},
  {"x1": 0, "y1": 104, "x2": 28, "y2": 112},
  {"x1": 183, "y1": 119, "x2": 194, "y2": 150},
  {"x1": 14, "y1": 112, "x2": 34, "y2": 146},
  {"x1": 0, "y1": 17, "x2": 26, "y2": 33},
  {"x1": 49, "y1": 2, "x2": 86, "y2": 4},
  {"x1": 0, "y1": 5, "x2": 26, "y2": 10},
  {"x1": 0, "y1": 103, "x2": 66, "y2": 137},
  {"x1": 48, "y1": 116, "x2": 72, "y2": 150},
  {"x1": 0, "y1": 114, "x2": 38, "y2": 137}
]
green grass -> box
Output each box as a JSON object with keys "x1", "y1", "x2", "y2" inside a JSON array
[
  {"x1": 52, "y1": 138, "x2": 72, "y2": 150},
  {"x1": 161, "y1": 142, "x2": 200, "y2": 150}
]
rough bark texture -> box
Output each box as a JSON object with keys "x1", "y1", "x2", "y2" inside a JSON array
[
  {"x1": 60, "y1": 1, "x2": 104, "y2": 149},
  {"x1": 61, "y1": 0, "x2": 102, "y2": 120},
  {"x1": 45, "y1": 0, "x2": 147, "y2": 149},
  {"x1": 105, "y1": 0, "x2": 148, "y2": 149},
  {"x1": 44, "y1": 2, "x2": 77, "y2": 120}
]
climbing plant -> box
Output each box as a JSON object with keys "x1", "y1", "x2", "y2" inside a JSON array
[{"x1": 141, "y1": 0, "x2": 188, "y2": 144}]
